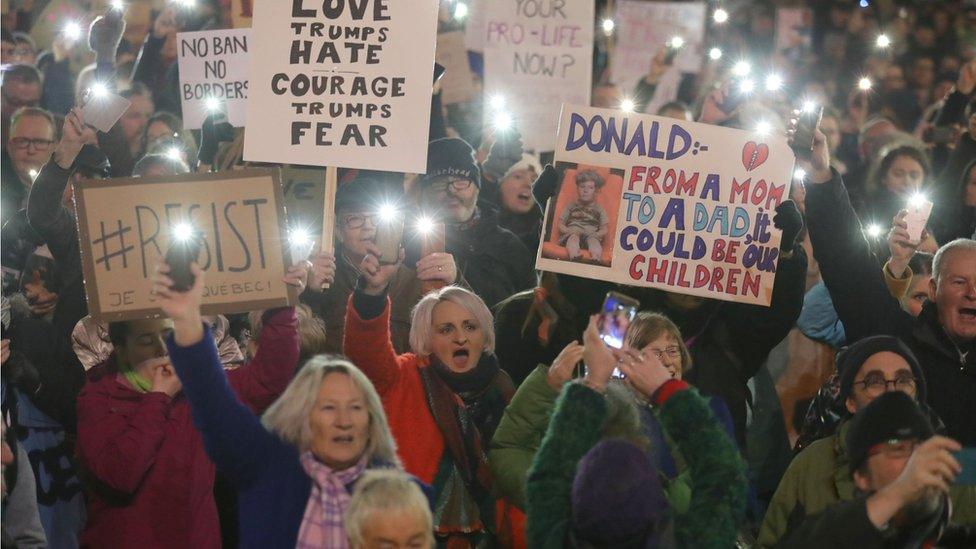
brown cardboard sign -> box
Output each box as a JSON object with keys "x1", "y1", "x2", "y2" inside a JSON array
[{"x1": 75, "y1": 168, "x2": 295, "y2": 321}]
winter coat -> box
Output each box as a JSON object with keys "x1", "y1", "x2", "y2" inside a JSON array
[
  {"x1": 75, "y1": 308, "x2": 298, "y2": 548},
  {"x1": 166, "y1": 321, "x2": 409, "y2": 549},
  {"x1": 447, "y1": 205, "x2": 535, "y2": 310},
  {"x1": 525, "y1": 381, "x2": 747, "y2": 548},
  {"x1": 758, "y1": 422, "x2": 976, "y2": 547},
  {"x1": 805, "y1": 170, "x2": 976, "y2": 445}
]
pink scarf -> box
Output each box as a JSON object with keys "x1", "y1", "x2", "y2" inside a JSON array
[{"x1": 296, "y1": 451, "x2": 368, "y2": 549}]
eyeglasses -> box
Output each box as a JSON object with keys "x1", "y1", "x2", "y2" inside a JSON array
[
  {"x1": 10, "y1": 137, "x2": 54, "y2": 151},
  {"x1": 853, "y1": 372, "x2": 917, "y2": 397},
  {"x1": 340, "y1": 213, "x2": 379, "y2": 230},
  {"x1": 428, "y1": 178, "x2": 474, "y2": 194},
  {"x1": 648, "y1": 346, "x2": 682, "y2": 360},
  {"x1": 867, "y1": 439, "x2": 918, "y2": 459}
]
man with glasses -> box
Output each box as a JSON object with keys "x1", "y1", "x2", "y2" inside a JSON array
[
  {"x1": 760, "y1": 336, "x2": 976, "y2": 546},
  {"x1": 3, "y1": 107, "x2": 54, "y2": 222},
  {"x1": 417, "y1": 137, "x2": 534, "y2": 309},
  {"x1": 775, "y1": 392, "x2": 971, "y2": 547}
]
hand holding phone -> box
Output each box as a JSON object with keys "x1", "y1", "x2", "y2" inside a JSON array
[
  {"x1": 790, "y1": 106, "x2": 824, "y2": 158},
  {"x1": 955, "y1": 448, "x2": 976, "y2": 486},
  {"x1": 904, "y1": 196, "x2": 933, "y2": 244},
  {"x1": 599, "y1": 291, "x2": 639, "y2": 352},
  {"x1": 374, "y1": 217, "x2": 404, "y2": 265},
  {"x1": 80, "y1": 87, "x2": 131, "y2": 133},
  {"x1": 165, "y1": 231, "x2": 203, "y2": 292}
]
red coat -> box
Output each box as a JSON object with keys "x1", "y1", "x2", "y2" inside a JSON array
[
  {"x1": 343, "y1": 299, "x2": 445, "y2": 484},
  {"x1": 76, "y1": 308, "x2": 299, "y2": 548}
]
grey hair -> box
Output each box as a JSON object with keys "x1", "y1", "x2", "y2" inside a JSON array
[
  {"x1": 932, "y1": 238, "x2": 976, "y2": 283},
  {"x1": 409, "y1": 285, "x2": 495, "y2": 356},
  {"x1": 345, "y1": 470, "x2": 434, "y2": 548},
  {"x1": 261, "y1": 355, "x2": 400, "y2": 467}
]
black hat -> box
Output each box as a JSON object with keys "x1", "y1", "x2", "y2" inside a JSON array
[
  {"x1": 420, "y1": 138, "x2": 480, "y2": 188},
  {"x1": 334, "y1": 170, "x2": 403, "y2": 213},
  {"x1": 846, "y1": 392, "x2": 934, "y2": 473},
  {"x1": 837, "y1": 335, "x2": 926, "y2": 404}
]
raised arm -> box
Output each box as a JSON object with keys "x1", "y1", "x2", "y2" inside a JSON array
[{"x1": 226, "y1": 307, "x2": 299, "y2": 413}]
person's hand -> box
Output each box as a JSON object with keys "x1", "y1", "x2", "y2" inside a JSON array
[
  {"x1": 887, "y1": 210, "x2": 916, "y2": 277},
  {"x1": 482, "y1": 129, "x2": 524, "y2": 182},
  {"x1": 88, "y1": 10, "x2": 125, "y2": 62},
  {"x1": 801, "y1": 128, "x2": 832, "y2": 184},
  {"x1": 198, "y1": 112, "x2": 236, "y2": 165},
  {"x1": 359, "y1": 243, "x2": 402, "y2": 296},
  {"x1": 644, "y1": 47, "x2": 670, "y2": 84},
  {"x1": 581, "y1": 315, "x2": 614, "y2": 392},
  {"x1": 55, "y1": 108, "x2": 98, "y2": 169},
  {"x1": 153, "y1": 7, "x2": 179, "y2": 39},
  {"x1": 416, "y1": 252, "x2": 457, "y2": 284},
  {"x1": 847, "y1": 89, "x2": 869, "y2": 127},
  {"x1": 150, "y1": 362, "x2": 182, "y2": 398},
  {"x1": 886, "y1": 436, "x2": 962, "y2": 502},
  {"x1": 532, "y1": 164, "x2": 560, "y2": 204},
  {"x1": 613, "y1": 346, "x2": 673, "y2": 401},
  {"x1": 774, "y1": 200, "x2": 803, "y2": 254},
  {"x1": 151, "y1": 262, "x2": 204, "y2": 323},
  {"x1": 1, "y1": 340, "x2": 9, "y2": 366},
  {"x1": 956, "y1": 59, "x2": 976, "y2": 96},
  {"x1": 699, "y1": 86, "x2": 731, "y2": 125},
  {"x1": 283, "y1": 260, "x2": 311, "y2": 293},
  {"x1": 23, "y1": 280, "x2": 58, "y2": 317},
  {"x1": 308, "y1": 250, "x2": 336, "y2": 291},
  {"x1": 547, "y1": 341, "x2": 583, "y2": 391}
]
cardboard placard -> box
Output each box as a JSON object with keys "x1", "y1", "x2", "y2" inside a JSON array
[
  {"x1": 483, "y1": 0, "x2": 594, "y2": 152},
  {"x1": 610, "y1": 1, "x2": 706, "y2": 93},
  {"x1": 75, "y1": 169, "x2": 296, "y2": 321},
  {"x1": 436, "y1": 31, "x2": 477, "y2": 105},
  {"x1": 177, "y1": 29, "x2": 251, "y2": 129},
  {"x1": 536, "y1": 105, "x2": 795, "y2": 307},
  {"x1": 243, "y1": 0, "x2": 438, "y2": 172}
]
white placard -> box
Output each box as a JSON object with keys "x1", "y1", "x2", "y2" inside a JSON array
[
  {"x1": 611, "y1": 1, "x2": 706, "y2": 93},
  {"x1": 483, "y1": 0, "x2": 594, "y2": 152},
  {"x1": 177, "y1": 29, "x2": 251, "y2": 129},
  {"x1": 243, "y1": 0, "x2": 438, "y2": 172}
]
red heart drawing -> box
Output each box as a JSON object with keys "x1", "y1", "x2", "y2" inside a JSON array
[{"x1": 742, "y1": 141, "x2": 770, "y2": 172}]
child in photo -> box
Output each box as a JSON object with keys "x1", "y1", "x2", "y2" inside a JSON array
[{"x1": 558, "y1": 170, "x2": 609, "y2": 263}]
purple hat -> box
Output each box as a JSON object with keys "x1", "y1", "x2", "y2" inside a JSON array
[{"x1": 571, "y1": 438, "x2": 668, "y2": 546}]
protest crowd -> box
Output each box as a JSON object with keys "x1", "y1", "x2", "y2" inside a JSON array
[{"x1": 1, "y1": 0, "x2": 975, "y2": 547}]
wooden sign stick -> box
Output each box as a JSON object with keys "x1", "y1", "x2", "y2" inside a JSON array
[{"x1": 320, "y1": 165, "x2": 338, "y2": 289}]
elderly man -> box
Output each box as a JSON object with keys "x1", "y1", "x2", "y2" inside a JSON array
[
  {"x1": 758, "y1": 336, "x2": 976, "y2": 546},
  {"x1": 3, "y1": 107, "x2": 56, "y2": 221},
  {"x1": 417, "y1": 137, "x2": 535, "y2": 308},
  {"x1": 775, "y1": 392, "x2": 971, "y2": 548},
  {"x1": 801, "y1": 128, "x2": 976, "y2": 447}
]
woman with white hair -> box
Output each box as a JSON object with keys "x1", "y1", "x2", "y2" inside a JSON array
[
  {"x1": 346, "y1": 470, "x2": 434, "y2": 548},
  {"x1": 152, "y1": 264, "x2": 410, "y2": 548},
  {"x1": 344, "y1": 250, "x2": 516, "y2": 547}
]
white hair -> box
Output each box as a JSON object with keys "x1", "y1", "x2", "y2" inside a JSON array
[
  {"x1": 345, "y1": 469, "x2": 434, "y2": 548},
  {"x1": 932, "y1": 238, "x2": 976, "y2": 283},
  {"x1": 261, "y1": 355, "x2": 400, "y2": 467},
  {"x1": 408, "y1": 286, "x2": 495, "y2": 356}
]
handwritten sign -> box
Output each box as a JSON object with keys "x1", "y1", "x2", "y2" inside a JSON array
[
  {"x1": 611, "y1": 1, "x2": 705, "y2": 93},
  {"x1": 483, "y1": 0, "x2": 593, "y2": 151},
  {"x1": 243, "y1": 0, "x2": 438, "y2": 172},
  {"x1": 177, "y1": 29, "x2": 251, "y2": 129},
  {"x1": 75, "y1": 169, "x2": 295, "y2": 321},
  {"x1": 536, "y1": 105, "x2": 795, "y2": 306}
]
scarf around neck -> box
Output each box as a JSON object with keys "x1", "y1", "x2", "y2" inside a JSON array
[{"x1": 296, "y1": 451, "x2": 368, "y2": 549}]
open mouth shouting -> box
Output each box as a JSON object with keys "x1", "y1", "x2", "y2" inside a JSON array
[{"x1": 451, "y1": 348, "x2": 471, "y2": 369}]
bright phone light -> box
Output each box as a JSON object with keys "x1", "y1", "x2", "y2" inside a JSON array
[
  {"x1": 28, "y1": 169, "x2": 38, "y2": 180},
  {"x1": 494, "y1": 111, "x2": 513, "y2": 131},
  {"x1": 90, "y1": 82, "x2": 109, "y2": 99},
  {"x1": 732, "y1": 60, "x2": 751, "y2": 77},
  {"x1": 908, "y1": 192, "x2": 928, "y2": 207},
  {"x1": 378, "y1": 203, "x2": 398, "y2": 222},
  {"x1": 174, "y1": 0, "x2": 195, "y2": 7},
  {"x1": 708, "y1": 47, "x2": 723, "y2": 61},
  {"x1": 416, "y1": 216, "x2": 435, "y2": 235},
  {"x1": 713, "y1": 8, "x2": 729, "y2": 23},
  {"x1": 858, "y1": 77, "x2": 873, "y2": 91},
  {"x1": 876, "y1": 34, "x2": 891, "y2": 48},
  {"x1": 801, "y1": 100, "x2": 817, "y2": 113},
  {"x1": 794, "y1": 168, "x2": 806, "y2": 181},
  {"x1": 454, "y1": 2, "x2": 468, "y2": 19},
  {"x1": 288, "y1": 228, "x2": 312, "y2": 247},
  {"x1": 601, "y1": 18, "x2": 615, "y2": 35},
  {"x1": 172, "y1": 223, "x2": 194, "y2": 241},
  {"x1": 489, "y1": 94, "x2": 506, "y2": 111},
  {"x1": 669, "y1": 36, "x2": 685, "y2": 49},
  {"x1": 166, "y1": 147, "x2": 182, "y2": 160},
  {"x1": 866, "y1": 224, "x2": 883, "y2": 238},
  {"x1": 755, "y1": 120, "x2": 771, "y2": 136},
  {"x1": 205, "y1": 96, "x2": 221, "y2": 111},
  {"x1": 739, "y1": 78, "x2": 755, "y2": 94},
  {"x1": 62, "y1": 22, "x2": 82, "y2": 41},
  {"x1": 620, "y1": 98, "x2": 636, "y2": 112},
  {"x1": 765, "y1": 73, "x2": 783, "y2": 92},
  {"x1": 111, "y1": 0, "x2": 125, "y2": 10}
]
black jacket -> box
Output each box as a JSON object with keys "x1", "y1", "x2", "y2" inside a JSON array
[
  {"x1": 448, "y1": 205, "x2": 535, "y2": 309},
  {"x1": 806, "y1": 171, "x2": 976, "y2": 445}
]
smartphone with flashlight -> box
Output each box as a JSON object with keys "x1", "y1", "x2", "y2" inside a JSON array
[
  {"x1": 288, "y1": 235, "x2": 315, "y2": 265},
  {"x1": 719, "y1": 81, "x2": 748, "y2": 114},
  {"x1": 663, "y1": 45, "x2": 680, "y2": 65},
  {"x1": 955, "y1": 448, "x2": 976, "y2": 486},
  {"x1": 790, "y1": 105, "x2": 824, "y2": 158},
  {"x1": 599, "y1": 292, "x2": 639, "y2": 350},
  {"x1": 165, "y1": 231, "x2": 203, "y2": 292},
  {"x1": 374, "y1": 218, "x2": 404, "y2": 265},
  {"x1": 904, "y1": 196, "x2": 934, "y2": 244}
]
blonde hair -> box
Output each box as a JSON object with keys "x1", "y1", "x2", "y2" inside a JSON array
[
  {"x1": 249, "y1": 305, "x2": 328, "y2": 363},
  {"x1": 409, "y1": 286, "x2": 495, "y2": 356},
  {"x1": 345, "y1": 470, "x2": 434, "y2": 548},
  {"x1": 261, "y1": 356, "x2": 400, "y2": 466},
  {"x1": 624, "y1": 312, "x2": 692, "y2": 375}
]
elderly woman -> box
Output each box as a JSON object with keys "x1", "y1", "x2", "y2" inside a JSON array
[
  {"x1": 152, "y1": 263, "x2": 408, "y2": 548},
  {"x1": 344, "y1": 243, "x2": 515, "y2": 547},
  {"x1": 346, "y1": 470, "x2": 435, "y2": 549},
  {"x1": 75, "y1": 263, "x2": 307, "y2": 547}
]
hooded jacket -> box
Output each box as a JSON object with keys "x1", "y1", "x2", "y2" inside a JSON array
[{"x1": 74, "y1": 307, "x2": 298, "y2": 548}]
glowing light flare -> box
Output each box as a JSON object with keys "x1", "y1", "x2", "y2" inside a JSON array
[
  {"x1": 755, "y1": 120, "x2": 772, "y2": 136},
  {"x1": 858, "y1": 77, "x2": 873, "y2": 91},
  {"x1": 708, "y1": 47, "x2": 723, "y2": 61},
  {"x1": 378, "y1": 203, "x2": 399, "y2": 222},
  {"x1": 668, "y1": 36, "x2": 685, "y2": 49},
  {"x1": 876, "y1": 34, "x2": 891, "y2": 48},
  {"x1": 713, "y1": 8, "x2": 729, "y2": 23},
  {"x1": 454, "y1": 2, "x2": 468, "y2": 19},
  {"x1": 166, "y1": 147, "x2": 182, "y2": 160},
  {"x1": 111, "y1": 0, "x2": 125, "y2": 10},
  {"x1": 765, "y1": 73, "x2": 784, "y2": 92},
  {"x1": 416, "y1": 216, "x2": 436, "y2": 235},
  {"x1": 288, "y1": 228, "x2": 312, "y2": 247},
  {"x1": 739, "y1": 78, "x2": 755, "y2": 94},
  {"x1": 62, "y1": 22, "x2": 83, "y2": 41},
  {"x1": 732, "y1": 60, "x2": 751, "y2": 77},
  {"x1": 601, "y1": 19, "x2": 615, "y2": 35},
  {"x1": 908, "y1": 192, "x2": 929, "y2": 208},
  {"x1": 489, "y1": 94, "x2": 506, "y2": 111},
  {"x1": 172, "y1": 222, "x2": 194, "y2": 241},
  {"x1": 794, "y1": 168, "x2": 806, "y2": 181},
  {"x1": 801, "y1": 100, "x2": 817, "y2": 113},
  {"x1": 90, "y1": 82, "x2": 109, "y2": 99},
  {"x1": 493, "y1": 111, "x2": 513, "y2": 131},
  {"x1": 866, "y1": 224, "x2": 883, "y2": 238},
  {"x1": 620, "y1": 98, "x2": 636, "y2": 112},
  {"x1": 205, "y1": 96, "x2": 221, "y2": 111}
]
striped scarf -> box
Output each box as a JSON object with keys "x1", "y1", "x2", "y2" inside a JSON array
[{"x1": 296, "y1": 452, "x2": 368, "y2": 549}]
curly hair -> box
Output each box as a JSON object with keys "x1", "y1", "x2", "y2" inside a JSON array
[{"x1": 575, "y1": 169, "x2": 605, "y2": 189}]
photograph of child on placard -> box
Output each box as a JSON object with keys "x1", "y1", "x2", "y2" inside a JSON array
[{"x1": 540, "y1": 163, "x2": 624, "y2": 268}]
